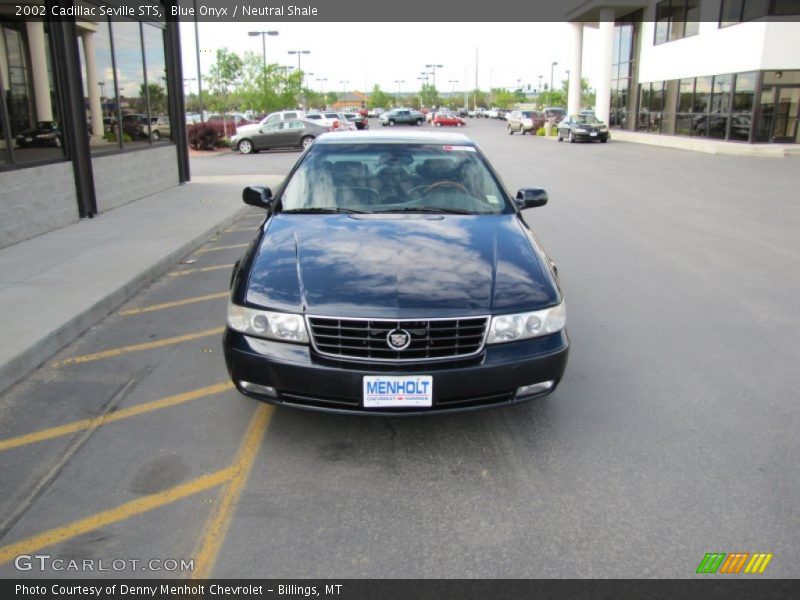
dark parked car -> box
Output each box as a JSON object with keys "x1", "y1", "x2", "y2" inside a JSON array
[
  {"x1": 556, "y1": 114, "x2": 609, "y2": 143},
  {"x1": 224, "y1": 131, "x2": 569, "y2": 415},
  {"x1": 231, "y1": 119, "x2": 329, "y2": 154},
  {"x1": 380, "y1": 109, "x2": 425, "y2": 126},
  {"x1": 15, "y1": 121, "x2": 62, "y2": 148},
  {"x1": 543, "y1": 107, "x2": 566, "y2": 123}
]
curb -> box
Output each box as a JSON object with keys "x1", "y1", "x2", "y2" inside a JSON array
[{"x1": 0, "y1": 206, "x2": 251, "y2": 397}]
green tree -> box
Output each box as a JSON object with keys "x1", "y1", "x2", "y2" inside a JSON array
[
  {"x1": 419, "y1": 84, "x2": 441, "y2": 109},
  {"x1": 470, "y1": 89, "x2": 488, "y2": 109},
  {"x1": 325, "y1": 91, "x2": 339, "y2": 106},
  {"x1": 140, "y1": 83, "x2": 167, "y2": 114},
  {"x1": 368, "y1": 84, "x2": 393, "y2": 110},
  {"x1": 557, "y1": 77, "x2": 594, "y2": 110}
]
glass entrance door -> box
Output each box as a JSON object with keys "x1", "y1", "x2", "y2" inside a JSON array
[{"x1": 771, "y1": 86, "x2": 800, "y2": 142}]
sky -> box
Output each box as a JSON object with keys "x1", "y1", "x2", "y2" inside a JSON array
[{"x1": 179, "y1": 22, "x2": 600, "y2": 97}]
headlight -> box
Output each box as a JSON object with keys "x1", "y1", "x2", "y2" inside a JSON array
[
  {"x1": 574, "y1": 128, "x2": 587, "y2": 133},
  {"x1": 486, "y1": 303, "x2": 566, "y2": 344},
  {"x1": 598, "y1": 125, "x2": 608, "y2": 131},
  {"x1": 227, "y1": 301, "x2": 309, "y2": 344}
]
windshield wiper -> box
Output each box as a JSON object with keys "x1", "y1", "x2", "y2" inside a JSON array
[
  {"x1": 373, "y1": 206, "x2": 472, "y2": 215},
  {"x1": 282, "y1": 207, "x2": 367, "y2": 214}
]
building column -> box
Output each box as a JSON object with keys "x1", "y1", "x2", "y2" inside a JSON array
[
  {"x1": 25, "y1": 20, "x2": 53, "y2": 122},
  {"x1": 596, "y1": 8, "x2": 615, "y2": 125},
  {"x1": 568, "y1": 22, "x2": 583, "y2": 115},
  {"x1": 81, "y1": 31, "x2": 104, "y2": 138}
]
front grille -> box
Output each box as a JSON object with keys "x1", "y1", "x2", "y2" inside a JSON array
[{"x1": 307, "y1": 316, "x2": 489, "y2": 363}]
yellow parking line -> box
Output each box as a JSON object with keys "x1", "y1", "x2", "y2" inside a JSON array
[
  {"x1": 168, "y1": 264, "x2": 234, "y2": 278},
  {"x1": 52, "y1": 327, "x2": 224, "y2": 368},
  {"x1": 0, "y1": 466, "x2": 236, "y2": 565},
  {"x1": 191, "y1": 404, "x2": 273, "y2": 579},
  {"x1": 119, "y1": 292, "x2": 229, "y2": 316},
  {"x1": 194, "y1": 243, "x2": 249, "y2": 254},
  {"x1": 0, "y1": 382, "x2": 233, "y2": 453}
]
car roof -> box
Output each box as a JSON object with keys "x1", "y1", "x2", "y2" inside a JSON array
[{"x1": 314, "y1": 130, "x2": 475, "y2": 145}]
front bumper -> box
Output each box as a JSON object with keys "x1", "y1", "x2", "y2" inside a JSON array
[
  {"x1": 573, "y1": 130, "x2": 609, "y2": 141},
  {"x1": 223, "y1": 328, "x2": 569, "y2": 416}
]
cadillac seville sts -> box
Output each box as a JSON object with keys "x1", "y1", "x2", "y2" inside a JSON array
[{"x1": 223, "y1": 131, "x2": 568, "y2": 415}]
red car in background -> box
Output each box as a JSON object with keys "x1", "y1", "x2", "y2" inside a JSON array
[{"x1": 432, "y1": 112, "x2": 466, "y2": 127}]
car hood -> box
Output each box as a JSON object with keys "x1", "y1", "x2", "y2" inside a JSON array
[
  {"x1": 245, "y1": 213, "x2": 557, "y2": 318},
  {"x1": 236, "y1": 123, "x2": 262, "y2": 136}
]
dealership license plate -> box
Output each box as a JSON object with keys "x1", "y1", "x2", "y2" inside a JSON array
[
  {"x1": 363, "y1": 376, "x2": 433, "y2": 408},
  {"x1": 590, "y1": 132, "x2": 598, "y2": 136},
  {"x1": 25, "y1": 137, "x2": 32, "y2": 142}
]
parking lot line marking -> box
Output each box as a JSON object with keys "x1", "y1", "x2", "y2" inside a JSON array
[
  {"x1": 191, "y1": 404, "x2": 273, "y2": 579},
  {"x1": 118, "y1": 292, "x2": 229, "y2": 316},
  {"x1": 51, "y1": 327, "x2": 224, "y2": 368},
  {"x1": 168, "y1": 264, "x2": 234, "y2": 278},
  {"x1": 223, "y1": 226, "x2": 258, "y2": 233},
  {"x1": 0, "y1": 382, "x2": 233, "y2": 453},
  {"x1": 0, "y1": 466, "x2": 237, "y2": 565},
  {"x1": 194, "y1": 243, "x2": 249, "y2": 254}
]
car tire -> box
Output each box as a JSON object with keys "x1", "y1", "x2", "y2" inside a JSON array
[
  {"x1": 54, "y1": 136, "x2": 62, "y2": 148},
  {"x1": 508, "y1": 125, "x2": 513, "y2": 135},
  {"x1": 435, "y1": 122, "x2": 442, "y2": 127},
  {"x1": 238, "y1": 139, "x2": 255, "y2": 154},
  {"x1": 569, "y1": 131, "x2": 575, "y2": 143},
  {"x1": 557, "y1": 132, "x2": 563, "y2": 142},
  {"x1": 301, "y1": 136, "x2": 314, "y2": 149},
  {"x1": 416, "y1": 119, "x2": 423, "y2": 125},
  {"x1": 601, "y1": 138, "x2": 608, "y2": 143},
  {"x1": 151, "y1": 130, "x2": 160, "y2": 142},
  {"x1": 456, "y1": 123, "x2": 463, "y2": 127},
  {"x1": 389, "y1": 120, "x2": 395, "y2": 127}
]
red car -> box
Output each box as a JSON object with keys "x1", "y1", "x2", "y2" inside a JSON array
[{"x1": 432, "y1": 113, "x2": 466, "y2": 127}]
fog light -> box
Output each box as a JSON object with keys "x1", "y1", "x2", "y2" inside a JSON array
[
  {"x1": 239, "y1": 381, "x2": 277, "y2": 397},
  {"x1": 516, "y1": 380, "x2": 555, "y2": 397}
]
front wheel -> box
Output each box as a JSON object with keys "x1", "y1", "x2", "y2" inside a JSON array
[
  {"x1": 388, "y1": 120, "x2": 395, "y2": 127},
  {"x1": 557, "y1": 131, "x2": 563, "y2": 142},
  {"x1": 301, "y1": 136, "x2": 314, "y2": 149},
  {"x1": 569, "y1": 131, "x2": 575, "y2": 143},
  {"x1": 508, "y1": 125, "x2": 513, "y2": 135},
  {"x1": 151, "y1": 130, "x2": 160, "y2": 142},
  {"x1": 416, "y1": 119, "x2": 423, "y2": 125},
  {"x1": 435, "y1": 122, "x2": 442, "y2": 127},
  {"x1": 238, "y1": 139, "x2": 254, "y2": 154},
  {"x1": 601, "y1": 138, "x2": 608, "y2": 143}
]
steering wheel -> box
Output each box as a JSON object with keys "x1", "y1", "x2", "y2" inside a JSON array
[{"x1": 419, "y1": 180, "x2": 469, "y2": 195}]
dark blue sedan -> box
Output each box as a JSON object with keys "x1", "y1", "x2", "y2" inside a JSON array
[{"x1": 223, "y1": 131, "x2": 568, "y2": 415}]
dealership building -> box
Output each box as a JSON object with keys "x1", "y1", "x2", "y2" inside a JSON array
[
  {"x1": 0, "y1": 1, "x2": 188, "y2": 249},
  {"x1": 566, "y1": 0, "x2": 800, "y2": 145}
]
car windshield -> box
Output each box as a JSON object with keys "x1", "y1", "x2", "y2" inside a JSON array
[
  {"x1": 573, "y1": 115, "x2": 602, "y2": 124},
  {"x1": 280, "y1": 143, "x2": 511, "y2": 215},
  {"x1": 521, "y1": 111, "x2": 532, "y2": 118}
]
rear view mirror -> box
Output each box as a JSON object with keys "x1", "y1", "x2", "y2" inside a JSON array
[
  {"x1": 242, "y1": 186, "x2": 273, "y2": 210},
  {"x1": 515, "y1": 188, "x2": 548, "y2": 209}
]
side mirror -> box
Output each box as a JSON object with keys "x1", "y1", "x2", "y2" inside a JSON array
[
  {"x1": 242, "y1": 186, "x2": 273, "y2": 210},
  {"x1": 515, "y1": 188, "x2": 548, "y2": 209}
]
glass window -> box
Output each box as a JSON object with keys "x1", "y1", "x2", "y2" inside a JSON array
[
  {"x1": 711, "y1": 75, "x2": 732, "y2": 114},
  {"x1": 2, "y1": 20, "x2": 65, "y2": 163},
  {"x1": 655, "y1": 1, "x2": 670, "y2": 44},
  {"x1": 662, "y1": 79, "x2": 679, "y2": 135},
  {"x1": 694, "y1": 77, "x2": 712, "y2": 114},
  {"x1": 754, "y1": 87, "x2": 774, "y2": 142},
  {"x1": 742, "y1": 0, "x2": 770, "y2": 20},
  {"x1": 669, "y1": 2, "x2": 686, "y2": 41},
  {"x1": 685, "y1": 0, "x2": 701, "y2": 36},
  {"x1": 763, "y1": 70, "x2": 800, "y2": 86},
  {"x1": 281, "y1": 144, "x2": 512, "y2": 214},
  {"x1": 78, "y1": 19, "x2": 120, "y2": 153},
  {"x1": 142, "y1": 24, "x2": 170, "y2": 143},
  {"x1": 773, "y1": 0, "x2": 800, "y2": 15},
  {"x1": 720, "y1": 0, "x2": 744, "y2": 25},
  {"x1": 111, "y1": 20, "x2": 149, "y2": 148},
  {"x1": 678, "y1": 79, "x2": 694, "y2": 112},
  {"x1": 0, "y1": 83, "x2": 8, "y2": 164},
  {"x1": 732, "y1": 71, "x2": 756, "y2": 112}
]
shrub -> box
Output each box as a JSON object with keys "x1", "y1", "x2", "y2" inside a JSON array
[
  {"x1": 103, "y1": 131, "x2": 132, "y2": 143},
  {"x1": 536, "y1": 127, "x2": 546, "y2": 136},
  {"x1": 187, "y1": 123, "x2": 220, "y2": 151},
  {"x1": 215, "y1": 137, "x2": 231, "y2": 149}
]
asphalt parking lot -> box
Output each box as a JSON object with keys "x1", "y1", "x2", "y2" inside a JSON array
[{"x1": 0, "y1": 118, "x2": 798, "y2": 579}]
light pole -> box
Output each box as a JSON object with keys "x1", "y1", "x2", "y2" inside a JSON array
[
  {"x1": 316, "y1": 77, "x2": 327, "y2": 93},
  {"x1": 98, "y1": 81, "x2": 105, "y2": 118},
  {"x1": 550, "y1": 61, "x2": 558, "y2": 108},
  {"x1": 448, "y1": 79, "x2": 458, "y2": 108},
  {"x1": 248, "y1": 30, "x2": 278, "y2": 70},
  {"x1": 394, "y1": 79, "x2": 405, "y2": 104},
  {"x1": 565, "y1": 69, "x2": 571, "y2": 108},
  {"x1": 425, "y1": 64, "x2": 443, "y2": 89},
  {"x1": 287, "y1": 50, "x2": 310, "y2": 73}
]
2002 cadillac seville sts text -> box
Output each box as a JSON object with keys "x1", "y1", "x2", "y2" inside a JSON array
[{"x1": 223, "y1": 131, "x2": 569, "y2": 415}]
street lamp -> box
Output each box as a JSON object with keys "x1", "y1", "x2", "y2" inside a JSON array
[
  {"x1": 425, "y1": 64, "x2": 443, "y2": 88},
  {"x1": 248, "y1": 30, "x2": 278, "y2": 70},
  {"x1": 565, "y1": 69, "x2": 571, "y2": 108},
  {"x1": 394, "y1": 79, "x2": 405, "y2": 100},
  {"x1": 339, "y1": 80, "x2": 349, "y2": 93},
  {"x1": 316, "y1": 77, "x2": 327, "y2": 93},
  {"x1": 550, "y1": 61, "x2": 558, "y2": 108},
  {"x1": 287, "y1": 50, "x2": 310, "y2": 73}
]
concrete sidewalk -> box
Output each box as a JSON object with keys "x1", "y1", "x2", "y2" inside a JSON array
[{"x1": 0, "y1": 174, "x2": 282, "y2": 396}]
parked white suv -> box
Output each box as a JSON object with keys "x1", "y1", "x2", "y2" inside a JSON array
[{"x1": 236, "y1": 110, "x2": 306, "y2": 136}]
